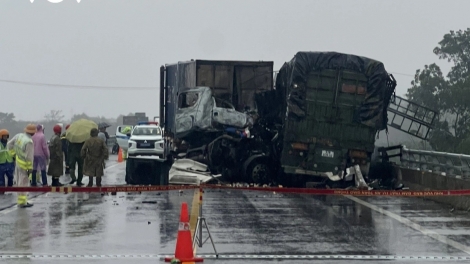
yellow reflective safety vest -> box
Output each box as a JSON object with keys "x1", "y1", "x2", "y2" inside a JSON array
[
  {"x1": 0, "y1": 142, "x2": 13, "y2": 164},
  {"x1": 121, "y1": 126, "x2": 132, "y2": 134},
  {"x1": 12, "y1": 133, "x2": 33, "y2": 171}
]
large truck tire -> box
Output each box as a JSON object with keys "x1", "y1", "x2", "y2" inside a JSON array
[{"x1": 246, "y1": 160, "x2": 270, "y2": 184}]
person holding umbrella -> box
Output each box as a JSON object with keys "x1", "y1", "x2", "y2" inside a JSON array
[
  {"x1": 66, "y1": 119, "x2": 98, "y2": 186},
  {"x1": 98, "y1": 122, "x2": 110, "y2": 145}
]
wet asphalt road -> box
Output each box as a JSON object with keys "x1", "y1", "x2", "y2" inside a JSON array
[{"x1": 1, "y1": 156, "x2": 470, "y2": 263}]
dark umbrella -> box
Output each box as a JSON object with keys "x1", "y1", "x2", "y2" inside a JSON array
[{"x1": 98, "y1": 122, "x2": 111, "y2": 129}]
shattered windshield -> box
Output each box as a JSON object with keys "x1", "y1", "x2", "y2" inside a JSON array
[
  {"x1": 178, "y1": 92, "x2": 199, "y2": 108},
  {"x1": 132, "y1": 127, "x2": 161, "y2": 136}
]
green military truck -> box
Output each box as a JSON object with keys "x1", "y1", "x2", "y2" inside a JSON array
[{"x1": 258, "y1": 52, "x2": 397, "y2": 187}]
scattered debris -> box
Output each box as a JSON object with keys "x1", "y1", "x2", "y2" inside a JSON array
[{"x1": 169, "y1": 159, "x2": 222, "y2": 185}]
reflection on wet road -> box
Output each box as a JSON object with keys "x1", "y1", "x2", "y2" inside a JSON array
[{"x1": 1, "y1": 157, "x2": 470, "y2": 263}]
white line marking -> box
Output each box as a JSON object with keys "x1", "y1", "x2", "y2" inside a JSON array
[
  {"x1": 1, "y1": 254, "x2": 469, "y2": 260},
  {"x1": 346, "y1": 195, "x2": 470, "y2": 255},
  {"x1": 0, "y1": 195, "x2": 41, "y2": 216}
]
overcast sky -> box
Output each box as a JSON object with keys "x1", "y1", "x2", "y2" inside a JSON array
[{"x1": 0, "y1": 0, "x2": 468, "y2": 121}]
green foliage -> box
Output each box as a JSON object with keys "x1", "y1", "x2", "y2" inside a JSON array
[
  {"x1": 406, "y1": 28, "x2": 470, "y2": 153},
  {"x1": 0, "y1": 112, "x2": 16, "y2": 125}
]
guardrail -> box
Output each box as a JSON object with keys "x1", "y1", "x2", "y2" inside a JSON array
[{"x1": 384, "y1": 145, "x2": 470, "y2": 179}]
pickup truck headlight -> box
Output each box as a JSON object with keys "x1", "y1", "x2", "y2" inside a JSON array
[{"x1": 155, "y1": 141, "x2": 164, "y2": 148}]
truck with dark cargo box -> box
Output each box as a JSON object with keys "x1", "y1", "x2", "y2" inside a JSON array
[
  {"x1": 255, "y1": 52, "x2": 397, "y2": 186},
  {"x1": 159, "y1": 59, "x2": 275, "y2": 182}
]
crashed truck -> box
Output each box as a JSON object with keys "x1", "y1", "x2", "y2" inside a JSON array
[
  {"x1": 159, "y1": 60, "x2": 276, "y2": 184},
  {"x1": 159, "y1": 54, "x2": 437, "y2": 188}
]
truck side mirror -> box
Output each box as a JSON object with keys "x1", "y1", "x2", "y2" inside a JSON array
[{"x1": 126, "y1": 133, "x2": 131, "y2": 137}]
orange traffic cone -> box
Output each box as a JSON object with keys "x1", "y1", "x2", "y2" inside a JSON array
[
  {"x1": 164, "y1": 202, "x2": 203, "y2": 263},
  {"x1": 117, "y1": 148, "x2": 123, "y2": 163}
]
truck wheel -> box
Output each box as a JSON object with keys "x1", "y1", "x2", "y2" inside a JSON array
[{"x1": 246, "y1": 160, "x2": 270, "y2": 184}]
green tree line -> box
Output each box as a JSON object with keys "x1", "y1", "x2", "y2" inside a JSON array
[{"x1": 407, "y1": 28, "x2": 470, "y2": 154}]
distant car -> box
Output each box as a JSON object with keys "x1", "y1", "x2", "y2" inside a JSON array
[{"x1": 127, "y1": 122, "x2": 164, "y2": 158}]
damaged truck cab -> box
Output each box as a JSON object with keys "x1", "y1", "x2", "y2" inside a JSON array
[
  {"x1": 175, "y1": 87, "x2": 253, "y2": 138},
  {"x1": 159, "y1": 60, "x2": 275, "y2": 183}
]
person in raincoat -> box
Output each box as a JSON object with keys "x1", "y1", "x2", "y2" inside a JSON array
[
  {"x1": 31, "y1": 124, "x2": 49, "y2": 186},
  {"x1": 68, "y1": 139, "x2": 85, "y2": 186},
  {"x1": 97, "y1": 129, "x2": 107, "y2": 143},
  {"x1": 81, "y1": 128, "x2": 109, "y2": 187},
  {"x1": 47, "y1": 125, "x2": 64, "y2": 187},
  {"x1": 7, "y1": 124, "x2": 37, "y2": 208},
  {"x1": 97, "y1": 122, "x2": 109, "y2": 145},
  {"x1": 0, "y1": 129, "x2": 14, "y2": 192},
  {"x1": 121, "y1": 126, "x2": 132, "y2": 160},
  {"x1": 61, "y1": 124, "x2": 70, "y2": 175}
]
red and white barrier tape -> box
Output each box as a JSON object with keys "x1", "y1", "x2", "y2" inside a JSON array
[
  {"x1": 0, "y1": 185, "x2": 197, "y2": 193},
  {"x1": 1, "y1": 184, "x2": 469, "y2": 196}
]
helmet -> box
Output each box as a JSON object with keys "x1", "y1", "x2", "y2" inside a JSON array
[
  {"x1": 65, "y1": 124, "x2": 71, "y2": 130},
  {"x1": 53, "y1": 125, "x2": 62, "y2": 134},
  {"x1": 0, "y1": 129, "x2": 9, "y2": 137}
]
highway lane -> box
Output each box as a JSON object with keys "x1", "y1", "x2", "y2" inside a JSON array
[{"x1": 1, "y1": 159, "x2": 470, "y2": 263}]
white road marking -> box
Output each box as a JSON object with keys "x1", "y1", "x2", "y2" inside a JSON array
[
  {"x1": 1, "y1": 254, "x2": 470, "y2": 260},
  {"x1": 0, "y1": 162, "x2": 124, "y2": 216},
  {"x1": 346, "y1": 195, "x2": 470, "y2": 255},
  {"x1": 0, "y1": 195, "x2": 41, "y2": 216}
]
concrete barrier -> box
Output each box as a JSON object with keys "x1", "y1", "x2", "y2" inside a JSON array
[{"x1": 400, "y1": 166, "x2": 470, "y2": 210}]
